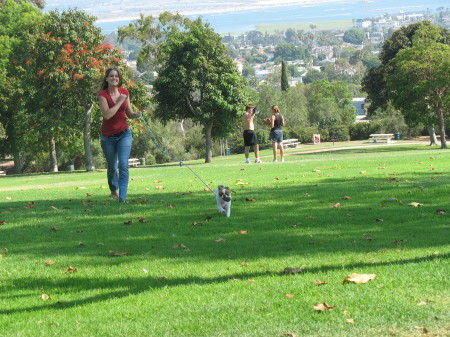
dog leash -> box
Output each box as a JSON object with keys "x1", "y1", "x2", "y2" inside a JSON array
[{"x1": 139, "y1": 116, "x2": 215, "y2": 195}]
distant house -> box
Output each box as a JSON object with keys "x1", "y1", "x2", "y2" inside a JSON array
[
  {"x1": 353, "y1": 97, "x2": 369, "y2": 122},
  {"x1": 356, "y1": 19, "x2": 372, "y2": 28}
]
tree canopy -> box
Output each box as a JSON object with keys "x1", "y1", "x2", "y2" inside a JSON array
[
  {"x1": 362, "y1": 21, "x2": 450, "y2": 148},
  {"x1": 152, "y1": 18, "x2": 248, "y2": 163},
  {"x1": 343, "y1": 28, "x2": 366, "y2": 45}
]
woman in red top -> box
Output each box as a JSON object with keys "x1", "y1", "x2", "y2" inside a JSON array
[{"x1": 98, "y1": 67, "x2": 141, "y2": 202}]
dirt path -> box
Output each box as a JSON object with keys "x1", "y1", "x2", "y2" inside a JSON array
[{"x1": 262, "y1": 141, "x2": 425, "y2": 159}]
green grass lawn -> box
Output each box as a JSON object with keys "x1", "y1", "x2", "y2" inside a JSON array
[{"x1": 1, "y1": 142, "x2": 449, "y2": 337}]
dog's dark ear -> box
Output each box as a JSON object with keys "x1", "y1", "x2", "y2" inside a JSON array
[{"x1": 223, "y1": 196, "x2": 231, "y2": 202}]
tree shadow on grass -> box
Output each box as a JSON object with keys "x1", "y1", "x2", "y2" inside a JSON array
[
  {"x1": 1, "y1": 169, "x2": 449, "y2": 261},
  {"x1": 0, "y1": 252, "x2": 447, "y2": 316}
]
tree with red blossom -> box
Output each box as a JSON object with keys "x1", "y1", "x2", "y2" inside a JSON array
[{"x1": 24, "y1": 9, "x2": 151, "y2": 171}]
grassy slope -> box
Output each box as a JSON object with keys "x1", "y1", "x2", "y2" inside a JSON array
[{"x1": 0, "y1": 143, "x2": 449, "y2": 336}]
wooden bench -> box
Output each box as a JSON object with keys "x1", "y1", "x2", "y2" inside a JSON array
[
  {"x1": 128, "y1": 158, "x2": 140, "y2": 167},
  {"x1": 369, "y1": 134, "x2": 394, "y2": 143},
  {"x1": 283, "y1": 139, "x2": 300, "y2": 148}
]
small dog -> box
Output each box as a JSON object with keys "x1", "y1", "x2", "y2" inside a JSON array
[{"x1": 214, "y1": 185, "x2": 232, "y2": 217}]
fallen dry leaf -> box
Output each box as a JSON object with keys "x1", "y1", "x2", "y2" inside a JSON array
[
  {"x1": 65, "y1": 266, "x2": 77, "y2": 273},
  {"x1": 51, "y1": 226, "x2": 58, "y2": 231},
  {"x1": 313, "y1": 302, "x2": 336, "y2": 311},
  {"x1": 41, "y1": 294, "x2": 51, "y2": 300},
  {"x1": 315, "y1": 280, "x2": 327, "y2": 286},
  {"x1": 436, "y1": 208, "x2": 446, "y2": 214},
  {"x1": 359, "y1": 171, "x2": 366, "y2": 174},
  {"x1": 282, "y1": 334, "x2": 298, "y2": 337},
  {"x1": 342, "y1": 196, "x2": 352, "y2": 200},
  {"x1": 138, "y1": 216, "x2": 148, "y2": 223},
  {"x1": 285, "y1": 294, "x2": 295, "y2": 298},
  {"x1": 330, "y1": 203, "x2": 341, "y2": 208},
  {"x1": 44, "y1": 260, "x2": 55, "y2": 266},
  {"x1": 346, "y1": 318, "x2": 355, "y2": 324},
  {"x1": 414, "y1": 326, "x2": 429, "y2": 333},
  {"x1": 409, "y1": 202, "x2": 423, "y2": 207},
  {"x1": 124, "y1": 220, "x2": 133, "y2": 225},
  {"x1": 50, "y1": 206, "x2": 60, "y2": 211},
  {"x1": 0, "y1": 221, "x2": 8, "y2": 225},
  {"x1": 234, "y1": 179, "x2": 249, "y2": 185},
  {"x1": 343, "y1": 273, "x2": 376, "y2": 284},
  {"x1": 0, "y1": 254, "x2": 3, "y2": 258},
  {"x1": 238, "y1": 230, "x2": 249, "y2": 235},
  {"x1": 153, "y1": 179, "x2": 162, "y2": 183},
  {"x1": 245, "y1": 198, "x2": 256, "y2": 202},
  {"x1": 312, "y1": 169, "x2": 320, "y2": 172},
  {"x1": 154, "y1": 186, "x2": 165, "y2": 190}
]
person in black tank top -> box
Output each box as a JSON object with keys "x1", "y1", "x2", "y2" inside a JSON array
[{"x1": 269, "y1": 105, "x2": 285, "y2": 162}]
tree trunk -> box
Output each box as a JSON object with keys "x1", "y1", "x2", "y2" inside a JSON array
[
  {"x1": 49, "y1": 134, "x2": 58, "y2": 172},
  {"x1": 84, "y1": 103, "x2": 95, "y2": 171},
  {"x1": 427, "y1": 124, "x2": 438, "y2": 146},
  {"x1": 204, "y1": 122, "x2": 213, "y2": 163},
  {"x1": 13, "y1": 148, "x2": 23, "y2": 174},
  {"x1": 437, "y1": 107, "x2": 447, "y2": 149},
  {"x1": 7, "y1": 123, "x2": 23, "y2": 174},
  {"x1": 177, "y1": 119, "x2": 186, "y2": 138}
]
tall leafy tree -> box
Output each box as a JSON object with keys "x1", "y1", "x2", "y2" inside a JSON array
[
  {"x1": 0, "y1": 0, "x2": 42, "y2": 173},
  {"x1": 281, "y1": 60, "x2": 289, "y2": 91},
  {"x1": 387, "y1": 28, "x2": 450, "y2": 149},
  {"x1": 305, "y1": 79, "x2": 355, "y2": 127},
  {"x1": 152, "y1": 19, "x2": 248, "y2": 163},
  {"x1": 343, "y1": 28, "x2": 366, "y2": 45},
  {"x1": 119, "y1": 13, "x2": 248, "y2": 163},
  {"x1": 362, "y1": 21, "x2": 450, "y2": 145}
]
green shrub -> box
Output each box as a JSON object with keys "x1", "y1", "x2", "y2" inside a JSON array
[
  {"x1": 287, "y1": 126, "x2": 319, "y2": 144},
  {"x1": 350, "y1": 122, "x2": 377, "y2": 140}
]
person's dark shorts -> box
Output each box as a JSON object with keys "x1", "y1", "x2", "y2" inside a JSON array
[
  {"x1": 243, "y1": 130, "x2": 258, "y2": 146},
  {"x1": 270, "y1": 129, "x2": 283, "y2": 143}
]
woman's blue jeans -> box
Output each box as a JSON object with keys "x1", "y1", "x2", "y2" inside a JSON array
[{"x1": 100, "y1": 129, "x2": 132, "y2": 202}]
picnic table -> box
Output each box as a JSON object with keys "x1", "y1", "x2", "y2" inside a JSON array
[
  {"x1": 283, "y1": 139, "x2": 300, "y2": 148},
  {"x1": 369, "y1": 134, "x2": 394, "y2": 143},
  {"x1": 128, "y1": 158, "x2": 141, "y2": 167}
]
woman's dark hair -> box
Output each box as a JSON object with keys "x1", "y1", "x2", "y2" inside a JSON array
[{"x1": 101, "y1": 67, "x2": 123, "y2": 90}]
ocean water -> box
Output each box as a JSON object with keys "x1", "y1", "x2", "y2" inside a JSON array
[{"x1": 47, "y1": 0, "x2": 449, "y2": 34}]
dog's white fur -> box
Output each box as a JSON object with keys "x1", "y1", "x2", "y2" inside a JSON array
[{"x1": 214, "y1": 184, "x2": 232, "y2": 217}]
